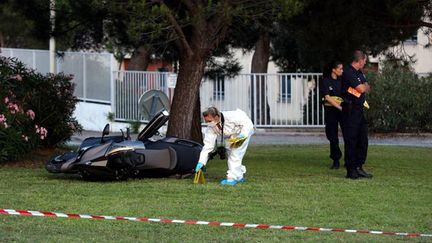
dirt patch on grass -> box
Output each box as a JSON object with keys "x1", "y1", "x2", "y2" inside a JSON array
[{"x1": 1, "y1": 148, "x2": 69, "y2": 168}]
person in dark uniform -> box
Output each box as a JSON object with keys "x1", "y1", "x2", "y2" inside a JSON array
[
  {"x1": 320, "y1": 61, "x2": 343, "y2": 169},
  {"x1": 341, "y1": 50, "x2": 373, "y2": 179}
]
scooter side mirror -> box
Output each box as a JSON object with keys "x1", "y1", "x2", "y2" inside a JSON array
[
  {"x1": 126, "y1": 127, "x2": 131, "y2": 140},
  {"x1": 101, "y1": 124, "x2": 110, "y2": 143},
  {"x1": 102, "y1": 124, "x2": 110, "y2": 136}
]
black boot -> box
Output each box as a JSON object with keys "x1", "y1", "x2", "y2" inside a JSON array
[
  {"x1": 346, "y1": 167, "x2": 359, "y2": 180},
  {"x1": 357, "y1": 166, "x2": 373, "y2": 178},
  {"x1": 330, "y1": 160, "x2": 340, "y2": 169}
]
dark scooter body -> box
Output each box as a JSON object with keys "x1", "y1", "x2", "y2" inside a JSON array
[{"x1": 46, "y1": 110, "x2": 202, "y2": 180}]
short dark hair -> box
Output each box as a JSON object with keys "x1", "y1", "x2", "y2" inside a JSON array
[
  {"x1": 352, "y1": 50, "x2": 366, "y2": 62},
  {"x1": 202, "y1": 107, "x2": 220, "y2": 117}
]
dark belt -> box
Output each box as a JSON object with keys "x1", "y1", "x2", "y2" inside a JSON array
[
  {"x1": 342, "y1": 101, "x2": 363, "y2": 108},
  {"x1": 342, "y1": 102, "x2": 363, "y2": 115}
]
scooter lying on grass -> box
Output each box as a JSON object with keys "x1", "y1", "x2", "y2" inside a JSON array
[{"x1": 46, "y1": 110, "x2": 203, "y2": 180}]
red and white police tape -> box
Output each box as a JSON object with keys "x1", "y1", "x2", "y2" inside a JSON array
[{"x1": 1, "y1": 208, "x2": 431, "y2": 237}]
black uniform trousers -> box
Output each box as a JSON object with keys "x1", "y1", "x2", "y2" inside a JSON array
[
  {"x1": 324, "y1": 107, "x2": 342, "y2": 161},
  {"x1": 341, "y1": 103, "x2": 368, "y2": 169}
]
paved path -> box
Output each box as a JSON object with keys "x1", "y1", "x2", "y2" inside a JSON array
[
  {"x1": 250, "y1": 131, "x2": 432, "y2": 147},
  {"x1": 67, "y1": 129, "x2": 432, "y2": 148}
]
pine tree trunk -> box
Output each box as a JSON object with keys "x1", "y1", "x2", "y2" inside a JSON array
[
  {"x1": 127, "y1": 45, "x2": 151, "y2": 71},
  {"x1": 163, "y1": 3, "x2": 229, "y2": 143},
  {"x1": 167, "y1": 54, "x2": 206, "y2": 142},
  {"x1": 0, "y1": 32, "x2": 4, "y2": 49},
  {"x1": 190, "y1": 94, "x2": 203, "y2": 144},
  {"x1": 250, "y1": 31, "x2": 271, "y2": 125}
]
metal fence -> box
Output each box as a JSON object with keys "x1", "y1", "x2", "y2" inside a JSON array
[
  {"x1": 1, "y1": 48, "x2": 113, "y2": 104},
  {"x1": 2, "y1": 48, "x2": 325, "y2": 127},
  {"x1": 200, "y1": 73, "x2": 324, "y2": 127},
  {"x1": 113, "y1": 71, "x2": 169, "y2": 121},
  {"x1": 114, "y1": 71, "x2": 324, "y2": 127}
]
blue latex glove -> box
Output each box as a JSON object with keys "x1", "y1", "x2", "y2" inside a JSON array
[
  {"x1": 238, "y1": 134, "x2": 246, "y2": 139},
  {"x1": 195, "y1": 162, "x2": 204, "y2": 172}
]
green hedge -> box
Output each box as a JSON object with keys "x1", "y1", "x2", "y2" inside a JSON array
[
  {"x1": 366, "y1": 63, "x2": 432, "y2": 132},
  {"x1": 0, "y1": 56, "x2": 82, "y2": 162}
]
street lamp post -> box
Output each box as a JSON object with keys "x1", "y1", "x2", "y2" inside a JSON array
[{"x1": 49, "y1": 0, "x2": 56, "y2": 74}]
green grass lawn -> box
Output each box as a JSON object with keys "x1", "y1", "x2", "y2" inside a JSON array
[{"x1": 0, "y1": 145, "x2": 431, "y2": 242}]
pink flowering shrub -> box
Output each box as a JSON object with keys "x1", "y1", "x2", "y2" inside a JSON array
[{"x1": 0, "y1": 56, "x2": 82, "y2": 162}]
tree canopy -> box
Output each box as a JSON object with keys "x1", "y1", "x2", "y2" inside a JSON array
[
  {"x1": 50, "y1": 0, "x2": 296, "y2": 141},
  {"x1": 271, "y1": 0, "x2": 431, "y2": 72},
  {"x1": 0, "y1": 0, "x2": 48, "y2": 48}
]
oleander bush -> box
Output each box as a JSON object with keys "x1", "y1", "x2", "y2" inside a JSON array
[
  {"x1": 366, "y1": 61, "x2": 432, "y2": 132},
  {"x1": 0, "y1": 56, "x2": 81, "y2": 162}
]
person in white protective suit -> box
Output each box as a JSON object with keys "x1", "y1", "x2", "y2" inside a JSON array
[{"x1": 195, "y1": 107, "x2": 255, "y2": 186}]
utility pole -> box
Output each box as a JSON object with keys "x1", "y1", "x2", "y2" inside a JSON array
[{"x1": 49, "y1": 0, "x2": 56, "y2": 74}]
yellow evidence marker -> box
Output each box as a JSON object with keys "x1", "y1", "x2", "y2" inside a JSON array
[{"x1": 193, "y1": 169, "x2": 206, "y2": 184}]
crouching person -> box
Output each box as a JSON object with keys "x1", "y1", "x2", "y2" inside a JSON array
[{"x1": 195, "y1": 107, "x2": 254, "y2": 186}]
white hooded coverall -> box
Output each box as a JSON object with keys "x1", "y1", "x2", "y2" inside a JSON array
[{"x1": 198, "y1": 109, "x2": 255, "y2": 180}]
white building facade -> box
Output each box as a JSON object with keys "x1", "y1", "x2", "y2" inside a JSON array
[{"x1": 370, "y1": 27, "x2": 432, "y2": 76}]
